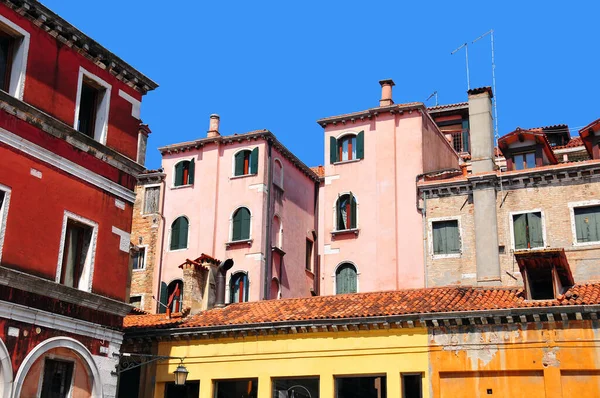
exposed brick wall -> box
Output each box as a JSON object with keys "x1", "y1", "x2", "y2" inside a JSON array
[
  {"x1": 130, "y1": 182, "x2": 163, "y2": 313},
  {"x1": 425, "y1": 180, "x2": 600, "y2": 287}
]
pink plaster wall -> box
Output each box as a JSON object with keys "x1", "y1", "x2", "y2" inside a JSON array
[
  {"x1": 159, "y1": 137, "x2": 316, "y2": 303},
  {"x1": 319, "y1": 109, "x2": 459, "y2": 295}
]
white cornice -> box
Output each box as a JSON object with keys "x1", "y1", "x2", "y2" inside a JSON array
[{"x1": 0, "y1": 127, "x2": 136, "y2": 203}]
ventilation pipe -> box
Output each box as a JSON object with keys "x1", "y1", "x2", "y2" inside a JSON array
[{"x1": 214, "y1": 259, "x2": 234, "y2": 308}]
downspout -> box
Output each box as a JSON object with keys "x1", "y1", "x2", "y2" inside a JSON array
[
  {"x1": 212, "y1": 142, "x2": 221, "y2": 256},
  {"x1": 313, "y1": 179, "x2": 320, "y2": 295},
  {"x1": 263, "y1": 140, "x2": 274, "y2": 300},
  {"x1": 155, "y1": 174, "x2": 167, "y2": 313},
  {"x1": 416, "y1": 173, "x2": 428, "y2": 288}
]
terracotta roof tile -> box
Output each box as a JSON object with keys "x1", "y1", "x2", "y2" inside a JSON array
[
  {"x1": 554, "y1": 136, "x2": 583, "y2": 150},
  {"x1": 123, "y1": 283, "x2": 600, "y2": 330},
  {"x1": 427, "y1": 102, "x2": 468, "y2": 112},
  {"x1": 310, "y1": 166, "x2": 325, "y2": 178}
]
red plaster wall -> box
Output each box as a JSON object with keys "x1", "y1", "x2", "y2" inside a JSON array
[
  {"x1": 0, "y1": 4, "x2": 143, "y2": 161},
  {"x1": 0, "y1": 144, "x2": 132, "y2": 301}
]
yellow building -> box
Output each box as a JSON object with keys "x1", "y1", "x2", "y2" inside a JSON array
[{"x1": 122, "y1": 282, "x2": 600, "y2": 398}]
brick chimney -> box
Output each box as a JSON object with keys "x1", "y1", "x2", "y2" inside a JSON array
[
  {"x1": 207, "y1": 114, "x2": 220, "y2": 138},
  {"x1": 468, "y1": 87, "x2": 494, "y2": 174},
  {"x1": 379, "y1": 79, "x2": 395, "y2": 107}
]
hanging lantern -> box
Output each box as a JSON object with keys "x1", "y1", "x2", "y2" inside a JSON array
[{"x1": 173, "y1": 364, "x2": 189, "y2": 386}]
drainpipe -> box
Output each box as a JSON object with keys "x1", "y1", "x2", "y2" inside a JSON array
[
  {"x1": 313, "y1": 180, "x2": 320, "y2": 295},
  {"x1": 263, "y1": 140, "x2": 274, "y2": 300},
  {"x1": 155, "y1": 174, "x2": 167, "y2": 313},
  {"x1": 215, "y1": 259, "x2": 234, "y2": 308},
  {"x1": 422, "y1": 191, "x2": 428, "y2": 288}
]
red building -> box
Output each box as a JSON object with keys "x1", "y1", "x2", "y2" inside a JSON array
[{"x1": 0, "y1": 1, "x2": 157, "y2": 397}]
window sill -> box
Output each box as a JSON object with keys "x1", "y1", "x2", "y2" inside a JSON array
[
  {"x1": 272, "y1": 246, "x2": 286, "y2": 256},
  {"x1": 171, "y1": 184, "x2": 193, "y2": 190},
  {"x1": 226, "y1": 239, "x2": 253, "y2": 249},
  {"x1": 168, "y1": 247, "x2": 188, "y2": 253},
  {"x1": 513, "y1": 246, "x2": 545, "y2": 252},
  {"x1": 230, "y1": 174, "x2": 257, "y2": 180},
  {"x1": 333, "y1": 159, "x2": 362, "y2": 166},
  {"x1": 432, "y1": 253, "x2": 461, "y2": 259},
  {"x1": 572, "y1": 241, "x2": 600, "y2": 248},
  {"x1": 331, "y1": 228, "x2": 359, "y2": 237},
  {"x1": 132, "y1": 268, "x2": 147, "y2": 272}
]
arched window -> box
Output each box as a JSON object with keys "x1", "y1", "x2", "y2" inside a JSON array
[
  {"x1": 230, "y1": 273, "x2": 249, "y2": 303},
  {"x1": 232, "y1": 207, "x2": 251, "y2": 241},
  {"x1": 273, "y1": 158, "x2": 283, "y2": 188},
  {"x1": 336, "y1": 193, "x2": 357, "y2": 231},
  {"x1": 170, "y1": 216, "x2": 189, "y2": 250},
  {"x1": 167, "y1": 279, "x2": 183, "y2": 312},
  {"x1": 174, "y1": 159, "x2": 195, "y2": 187},
  {"x1": 330, "y1": 131, "x2": 364, "y2": 163},
  {"x1": 272, "y1": 215, "x2": 282, "y2": 249},
  {"x1": 234, "y1": 148, "x2": 259, "y2": 176},
  {"x1": 336, "y1": 263, "x2": 357, "y2": 294}
]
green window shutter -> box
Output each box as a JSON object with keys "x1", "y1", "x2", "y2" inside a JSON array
[
  {"x1": 356, "y1": 131, "x2": 365, "y2": 159},
  {"x1": 527, "y1": 212, "x2": 543, "y2": 248},
  {"x1": 433, "y1": 222, "x2": 444, "y2": 254},
  {"x1": 591, "y1": 209, "x2": 600, "y2": 243},
  {"x1": 350, "y1": 195, "x2": 357, "y2": 229},
  {"x1": 462, "y1": 120, "x2": 470, "y2": 152},
  {"x1": 447, "y1": 221, "x2": 460, "y2": 253},
  {"x1": 232, "y1": 210, "x2": 242, "y2": 241},
  {"x1": 159, "y1": 282, "x2": 168, "y2": 313},
  {"x1": 330, "y1": 136, "x2": 338, "y2": 164},
  {"x1": 336, "y1": 264, "x2": 357, "y2": 294},
  {"x1": 188, "y1": 159, "x2": 195, "y2": 184},
  {"x1": 513, "y1": 214, "x2": 528, "y2": 249},
  {"x1": 179, "y1": 217, "x2": 189, "y2": 249},
  {"x1": 250, "y1": 147, "x2": 259, "y2": 175},
  {"x1": 240, "y1": 208, "x2": 251, "y2": 239},
  {"x1": 575, "y1": 207, "x2": 600, "y2": 243},
  {"x1": 234, "y1": 152, "x2": 245, "y2": 176},
  {"x1": 174, "y1": 162, "x2": 184, "y2": 186},
  {"x1": 575, "y1": 209, "x2": 588, "y2": 242},
  {"x1": 170, "y1": 218, "x2": 180, "y2": 250}
]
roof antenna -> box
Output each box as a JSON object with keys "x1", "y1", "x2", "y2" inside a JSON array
[
  {"x1": 473, "y1": 29, "x2": 499, "y2": 145},
  {"x1": 425, "y1": 91, "x2": 439, "y2": 106},
  {"x1": 451, "y1": 42, "x2": 470, "y2": 90}
]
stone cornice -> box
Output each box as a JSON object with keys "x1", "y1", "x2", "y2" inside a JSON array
[
  {"x1": 316, "y1": 102, "x2": 424, "y2": 127},
  {"x1": 0, "y1": 266, "x2": 133, "y2": 318},
  {"x1": 2, "y1": 0, "x2": 158, "y2": 94}
]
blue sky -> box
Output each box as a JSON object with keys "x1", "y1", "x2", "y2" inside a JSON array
[{"x1": 44, "y1": 0, "x2": 600, "y2": 170}]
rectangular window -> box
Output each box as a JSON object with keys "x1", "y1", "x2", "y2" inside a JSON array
[
  {"x1": 273, "y1": 377, "x2": 319, "y2": 398},
  {"x1": 143, "y1": 186, "x2": 160, "y2": 214},
  {"x1": 164, "y1": 381, "x2": 200, "y2": 398},
  {"x1": 513, "y1": 152, "x2": 536, "y2": 170},
  {"x1": 526, "y1": 266, "x2": 555, "y2": 300},
  {"x1": 214, "y1": 379, "x2": 258, "y2": 398},
  {"x1": 513, "y1": 212, "x2": 544, "y2": 250},
  {"x1": 77, "y1": 79, "x2": 102, "y2": 138},
  {"x1": 402, "y1": 374, "x2": 422, "y2": 398},
  {"x1": 574, "y1": 206, "x2": 600, "y2": 243},
  {"x1": 305, "y1": 239, "x2": 314, "y2": 270},
  {"x1": 129, "y1": 295, "x2": 142, "y2": 308},
  {"x1": 432, "y1": 220, "x2": 460, "y2": 255},
  {"x1": 40, "y1": 358, "x2": 74, "y2": 398},
  {"x1": 75, "y1": 69, "x2": 111, "y2": 143},
  {"x1": 132, "y1": 247, "x2": 146, "y2": 270},
  {"x1": 58, "y1": 214, "x2": 97, "y2": 292},
  {"x1": 336, "y1": 376, "x2": 386, "y2": 398}
]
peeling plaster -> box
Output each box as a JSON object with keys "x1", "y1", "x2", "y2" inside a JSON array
[{"x1": 542, "y1": 346, "x2": 560, "y2": 368}]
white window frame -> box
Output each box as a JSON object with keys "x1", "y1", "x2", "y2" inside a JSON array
[
  {"x1": 141, "y1": 184, "x2": 161, "y2": 216},
  {"x1": 167, "y1": 215, "x2": 190, "y2": 252},
  {"x1": 0, "y1": 14, "x2": 29, "y2": 100},
  {"x1": 132, "y1": 244, "x2": 148, "y2": 271},
  {"x1": 228, "y1": 206, "x2": 253, "y2": 243},
  {"x1": 333, "y1": 131, "x2": 360, "y2": 164},
  {"x1": 332, "y1": 261, "x2": 359, "y2": 295},
  {"x1": 508, "y1": 209, "x2": 547, "y2": 252},
  {"x1": 55, "y1": 211, "x2": 99, "y2": 293},
  {"x1": 171, "y1": 157, "x2": 195, "y2": 189},
  {"x1": 231, "y1": 147, "x2": 257, "y2": 177},
  {"x1": 428, "y1": 216, "x2": 462, "y2": 259},
  {"x1": 332, "y1": 192, "x2": 359, "y2": 232},
  {"x1": 226, "y1": 270, "x2": 250, "y2": 304},
  {"x1": 129, "y1": 295, "x2": 144, "y2": 309},
  {"x1": 568, "y1": 200, "x2": 600, "y2": 247},
  {"x1": 73, "y1": 67, "x2": 112, "y2": 144},
  {"x1": 0, "y1": 183, "x2": 11, "y2": 264}
]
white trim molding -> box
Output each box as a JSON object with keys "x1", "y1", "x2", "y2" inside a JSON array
[
  {"x1": 55, "y1": 211, "x2": 99, "y2": 293},
  {"x1": 0, "y1": 127, "x2": 136, "y2": 202},
  {"x1": 118, "y1": 89, "x2": 141, "y2": 119},
  {"x1": 0, "y1": 338, "x2": 12, "y2": 398},
  {"x1": 568, "y1": 200, "x2": 600, "y2": 247},
  {"x1": 0, "y1": 184, "x2": 11, "y2": 265},
  {"x1": 73, "y1": 67, "x2": 112, "y2": 144},
  {"x1": 508, "y1": 208, "x2": 547, "y2": 252},
  {"x1": 13, "y1": 337, "x2": 104, "y2": 398},
  {"x1": 0, "y1": 14, "x2": 29, "y2": 100},
  {"x1": 428, "y1": 216, "x2": 463, "y2": 259}
]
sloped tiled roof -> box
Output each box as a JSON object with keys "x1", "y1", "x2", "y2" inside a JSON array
[
  {"x1": 427, "y1": 102, "x2": 468, "y2": 112},
  {"x1": 310, "y1": 166, "x2": 325, "y2": 178},
  {"x1": 554, "y1": 136, "x2": 583, "y2": 150},
  {"x1": 124, "y1": 283, "x2": 600, "y2": 331}
]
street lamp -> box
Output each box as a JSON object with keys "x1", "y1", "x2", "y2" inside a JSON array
[{"x1": 173, "y1": 362, "x2": 189, "y2": 386}]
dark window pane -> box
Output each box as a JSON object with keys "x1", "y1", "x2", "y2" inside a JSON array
[
  {"x1": 336, "y1": 376, "x2": 386, "y2": 398},
  {"x1": 273, "y1": 377, "x2": 319, "y2": 398},
  {"x1": 77, "y1": 82, "x2": 99, "y2": 138},
  {"x1": 0, "y1": 32, "x2": 13, "y2": 92},
  {"x1": 61, "y1": 220, "x2": 92, "y2": 289},
  {"x1": 132, "y1": 247, "x2": 145, "y2": 270},
  {"x1": 40, "y1": 358, "x2": 74, "y2": 398},
  {"x1": 214, "y1": 379, "x2": 258, "y2": 398},
  {"x1": 164, "y1": 381, "x2": 200, "y2": 398},
  {"x1": 527, "y1": 267, "x2": 554, "y2": 300},
  {"x1": 402, "y1": 374, "x2": 422, "y2": 398},
  {"x1": 129, "y1": 296, "x2": 142, "y2": 308}
]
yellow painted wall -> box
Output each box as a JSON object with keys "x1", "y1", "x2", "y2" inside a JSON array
[
  {"x1": 429, "y1": 321, "x2": 600, "y2": 398},
  {"x1": 153, "y1": 328, "x2": 429, "y2": 398}
]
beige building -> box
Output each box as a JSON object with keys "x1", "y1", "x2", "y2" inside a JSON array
[{"x1": 129, "y1": 170, "x2": 166, "y2": 312}]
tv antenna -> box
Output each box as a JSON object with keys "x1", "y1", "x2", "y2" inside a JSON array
[
  {"x1": 425, "y1": 91, "x2": 438, "y2": 106},
  {"x1": 451, "y1": 42, "x2": 470, "y2": 90},
  {"x1": 473, "y1": 29, "x2": 499, "y2": 142}
]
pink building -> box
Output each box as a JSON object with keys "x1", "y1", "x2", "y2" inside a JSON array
[
  {"x1": 154, "y1": 116, "x2": 319, "y2": 309},
  {"x1": 316, "y1": 80, "x2": 460, "y2": 295}
]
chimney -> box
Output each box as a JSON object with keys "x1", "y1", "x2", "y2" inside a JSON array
[
  {"x1": 379, "y1": 79, "x2": 395, "y2": 107},
  {"x1": 468, "y1": 87, "x2": 494, "y2": 173},
  {"x1": 467, "y1": 87, "x2": 501, "y2": 285},
  {"x1": 215, "y1": 259, "x2": 234, "y2": 308},
  {"x1": 207, "y1": 114, "x2": 220, "y2": 138}
]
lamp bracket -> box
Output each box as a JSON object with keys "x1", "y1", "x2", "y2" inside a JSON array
[{"x1": 111, "y1": 353, "x2": 185, "y2": 376}]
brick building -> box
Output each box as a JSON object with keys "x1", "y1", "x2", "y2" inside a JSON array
[{"x1": 0, "y1": 1, "x2": 156, "y2": 397}]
